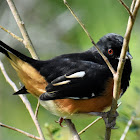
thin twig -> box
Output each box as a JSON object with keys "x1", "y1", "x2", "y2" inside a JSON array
[
  {"x1": 0, "y1": 122, "x2": 40, "y2": 140},
  {"x1": 65, "y1": 119, "x2": 81, "y2": 140},
  {"x1": 63, "y1": 0, "x2": 116, "y2": 76},
  {"x1": 105, "y1": 1, "x2": 140, "y2": 140},
  {"x1": 78, "y1": 117, "x2": 102, "y2": 135},
  {"x1": 0, "y1": 25, "x2": 23, "y2": 43},
  {"x1": 4, "y1": 0, "x2": 46, "y2": 139},
  {"x1": 0, "y1": 60, "x2": 18, "y2": 90},
  {"x1": 120, "y1": 116, "x2": 135, "y2": 140},
  {"x1": 78, "y1": 102, "x2": 122, "y2": 136},
  {"x1": 35, "y1": 100, "x2": 40, "y2": 119},
  {"x1": 63, "y1": 0, "x2": 94, "y2": 45},
  {"x1": 6, "y1": 0, "x2": 38, "y2": 59},
  {"x1": 0, "y1": 61, "x2": 45, "y2": 140},
  {"x1": 19, "y1": 95, "x2": 45, "y2": 140},
  {"x1": 131, "y1": 0, "x2": 137, "y2": 12},
  {"x1": 119, "y1": 0, "x2": 133, "y2": 18}
]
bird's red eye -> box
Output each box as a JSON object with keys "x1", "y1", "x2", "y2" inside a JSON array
[{"x1": 108, "y1": 49, "x2": 113, "y2": 55}]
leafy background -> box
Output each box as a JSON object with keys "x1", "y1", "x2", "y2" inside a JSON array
[{"x1": 0, "y1": 0, "x2": 140, "y2": 139}]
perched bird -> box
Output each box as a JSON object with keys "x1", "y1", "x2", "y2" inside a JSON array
[{"x1": 0, "y1": 33, "x2": 132, "y2": 122}]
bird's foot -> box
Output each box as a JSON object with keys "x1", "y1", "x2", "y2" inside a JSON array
[
  {"x1": 88, "y1": 111, "x2": 119, "y2": 129},
  {"x1": 102, "y1": 111, "x2": 119, "y2": 129},
  {"x1": 55, "y1": 117, "x2": 64, "y2": 127}
]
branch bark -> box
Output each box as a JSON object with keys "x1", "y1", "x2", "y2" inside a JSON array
[
  {"x1": 35, "y1": 101, "x2": 40, "y2": 119},
  {"x1": 120, "y1": 115, "x2": 135, "y2": 140},
  {"x1": 105, "y1": 0, "x2": 140, "y2": 140},
  {"x1": 1, "y1": 0, "x2": 139, "y2": 139},
  {"x1": 65, "y1": 119, "x2": 81, "y2": 140},
  {"x1": 0, "y1": 122, "x2": 40, "y2": 140},
  {"x1": 6, "y1": 0, "x2": 38, "y2": 59},
  {"x1": 0, "y1": 61, "x2": 45, "y2": 140},
  {"x1": 119, "y1": 0, "x2": 133, "y2": 18},
  {"x1": 0, "y1": 25, "x2": 23, "y2": 43},
  {"x1": 78, "y1": 117, "x2": 102, "y2": 135},
  {"x1": 63, "y1": 0, "x2": 116, "y2": 76},
  {"x1": 2, "y1": 0, "x2": 45, "y2": 139},
  {"x1": 63, "y1": 0, "x2": 140, "y2": 139}
]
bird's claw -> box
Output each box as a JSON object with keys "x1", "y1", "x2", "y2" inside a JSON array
[
  {"x1": 55, "y1": 117, "x2": 65, "y2": 127},
  {"x1": 102, "y1": 111, "x2": 119, "y2": 129},
  {"x1": 88, "y1": 111, "x2": 119, "y2": 129}
]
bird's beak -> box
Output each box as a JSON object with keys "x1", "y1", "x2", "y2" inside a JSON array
[
  {"x1": 116, "y1": 51, "x2": 133, "y2": 60},
  {"x1": 126, "y1": 51, "x2": 133, "y2": 59}
]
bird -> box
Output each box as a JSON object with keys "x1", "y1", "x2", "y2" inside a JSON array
[{"x1": 0, "y1": 33, "x2": 132, "y2": 125}]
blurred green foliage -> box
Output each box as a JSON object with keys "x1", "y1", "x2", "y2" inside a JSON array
[{"x1": 0, "y1": 0, "x2": 140, "y2": 140}]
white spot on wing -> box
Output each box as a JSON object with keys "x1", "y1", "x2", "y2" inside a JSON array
[
  {"x1": 65, "y1": 71, "x2": 86, "y2": 78},
  {"x1": 52, "y1": 80, "x2": 70, "y2": 86},
  {"x1": 91, "y1": 93, "x2": 95, "y2": 97},
  {"x1": 68, "y1": 97, "x2": 89, "y2": 99},
  {"x1": 68, "y1": 97, "x2": 80, "y2": 99}
]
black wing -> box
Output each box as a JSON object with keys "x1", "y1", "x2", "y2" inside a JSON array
[{"x1": 39, "y1": 57, "x2": 112, "y2": 100}]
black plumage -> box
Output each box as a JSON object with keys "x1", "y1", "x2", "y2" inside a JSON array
[{"x1": 0, "y1": 33, "x2": 132, "y2": 101}]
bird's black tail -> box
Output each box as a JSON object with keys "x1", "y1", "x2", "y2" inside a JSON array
[
  {"x1": 0, "y1": 41, "x2": 45, "y2": 96},
  {"x1": 0, "y1": 40, "x2": 40, "y2": 74},
  {"x1": 0, "y1": 40, "x2": 34, "y2": 63}
]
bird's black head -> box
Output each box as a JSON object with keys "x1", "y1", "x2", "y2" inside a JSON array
[
  {"x1": 96, "y1": 33, "x2": 132, "y2": 69},
  {"x1": 97, "y1": 33, "x2": 124, "y2": 60},
  {"x1": 96, "y1": 33, "x2": 132, "y2": 94}
]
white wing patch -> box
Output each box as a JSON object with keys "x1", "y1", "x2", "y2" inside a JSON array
[
  {"x1": 91, "y1": 93, "x2": 95, "y2": 97},
  {"x1": 68, "y1": 97, "x2": 89, "y2": 99},
  {"x1": 52, "y1": 80, "x2": 70, "y2": 86},
  {"x1": 65, "y1": 71, "x2": 86, "y2": 78},
  {"x1": 68, "y1": 97, "x2": 80, "y2": 99}
]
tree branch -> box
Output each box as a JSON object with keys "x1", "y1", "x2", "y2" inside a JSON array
[
  {"x1": 120, "y1": 115, "x2": 135, "y2": 140},
  {"x1": 0, "y1": 25, "x2": 23, "y2": 43},
  {"x1": 131, "y1": 0, "x2": 137, "y2": 12},
  {"x1": 63, "y1": 0, "x2": 116, "y2": 76},
  {"x1": 0, "y1": 122, "x2": 41, "y2": 140},
  {"x1": 78, "y1": 117, "x2": 102, "y2": 135},
  {"x1": 6, "y1": 0, "x2": 39, "y2": 59},
  {"x1": 0, "y1": 61, "x2": 45, "y2": 140},
  {"x1": 35, "y1": 101, "x2": 40, "y2": 119},
  {"x1": 3, "y1": 1, "x2": 45, "y2": 139},
  {"x1": 105, "y1": 0, "x2": 140, "y2": 140},
  {"x1": 63, "y1": 0, "x2": 139, "y2": 139},
  {"x1": 119, "y1": 0, "x2": 133, "y2": 18},
  {"x1": 78, "y1": 102, "x2": 121, "y2": 136},
  {"x1": 65, "y1": 119, "x2": 81, "y2": 140}
]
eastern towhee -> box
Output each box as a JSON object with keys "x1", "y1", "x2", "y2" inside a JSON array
[{"x1": 0, "y1": 33, "x2": 132, "y2": 122}]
